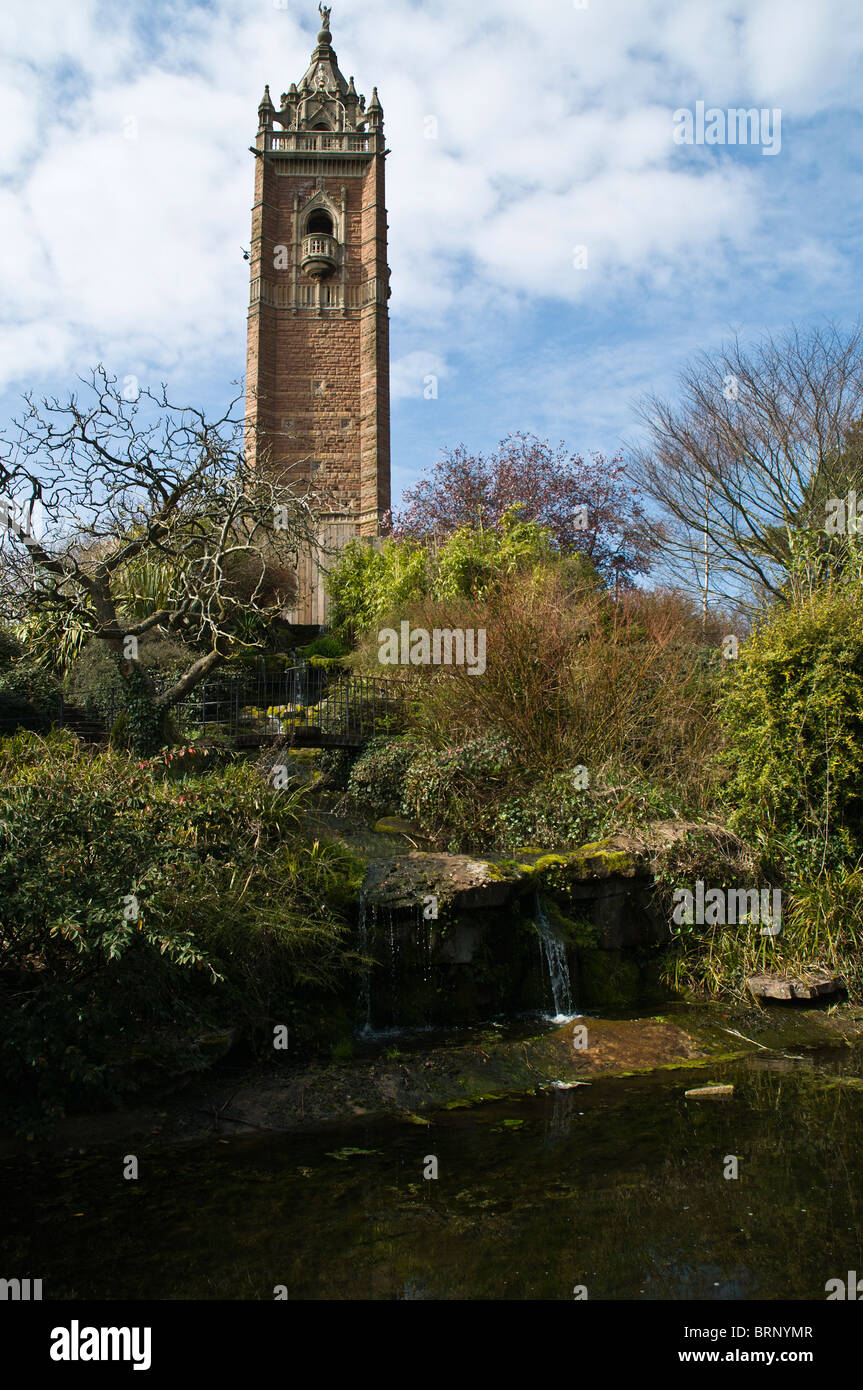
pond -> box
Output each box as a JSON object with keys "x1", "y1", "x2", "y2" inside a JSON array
[{"x1": 3, "y1": 1045, "x2": 862, "y2": 1300}]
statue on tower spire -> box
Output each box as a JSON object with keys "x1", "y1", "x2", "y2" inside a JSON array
[{"x1": 318, "y1": 4, "x2": 331, "y2": 30}]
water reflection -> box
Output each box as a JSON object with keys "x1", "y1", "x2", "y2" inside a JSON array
[{"x1": 2, "y1": 1049, "x2": 863, "y2": 1300}]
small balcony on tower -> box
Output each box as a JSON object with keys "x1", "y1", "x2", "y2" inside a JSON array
[
  {"x1": 301, "y1": 211, "x2": 338, "y2": 279},
  {"x1": 301, "y1": 233, "x2": 338, "y2": 277}
]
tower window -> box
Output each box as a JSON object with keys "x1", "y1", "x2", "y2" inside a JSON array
[{"x1": 306, "y1": 210, "x2": 334, "y2": 235}]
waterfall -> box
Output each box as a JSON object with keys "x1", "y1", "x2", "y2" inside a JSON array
[
  {"x1": 534, "y1": 895, "x2": 576, "y2": 1022},
  {"x1": 356, "y1": 892, "x2": 402, "y2": 1033},
  {"x1": 387, "y1": 907, "x2": 400, "y2": 1023},
  {"x1": 356, "y1": 891, "x2": 374, "y2": 1036}
]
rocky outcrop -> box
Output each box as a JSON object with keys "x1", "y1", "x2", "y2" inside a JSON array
[
  {"x1": 354, "y1": 841, "x2": 670, "y2": 1026},
  {"x1": 362, "y1": 852, "x2": 524, "y2": 914},
  {"x1": 361, "y1": 842, "x2": 664, "y2": 950}
]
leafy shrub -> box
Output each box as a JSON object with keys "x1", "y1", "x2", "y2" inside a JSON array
[
  {"x1": 0, "y1": 690, "x2": 45, "y2": 734},
  {"x1": 401, "y1": 732, "x2": 515, "y2": 846},
  {"x1": 394, "y1": 575, "x2": 724, "y2": 810},
  {"x1": 720, "y1": 586, "x2": 863, "y2": 852},
  {"x1": 0, "y1": 732, "x2": 362, "y2": 1126},
  {"x1": 299, "y1": 633, "x2": 351, "y2": 661},
  {"x1": 64, "y1": 635, "x2": 196, "y2": 722},
  {"x1": 344, "y1": 736, "x2": 418, "y2": 819},
  {"x1": 318, "y1": 747, "x2": 358, "y2": 793},
  {"x1": 327, "y1": 537, "x2": 429, "y2": 644},
  {"x1": 0, "y1": 661, "x2": 61, "y2": 721},
  {"x1": 0, "y1": 647, "x2": 55, "y2": 734},
  {"x1": 0, "y1": 627, "x2": 24, "y2": 668},
  {"x1": 489, "y1": 773, "x2": 611, "y2": 852},
  {"x1": 326, "y1": 512, "x2": 581, "y2": 645}
]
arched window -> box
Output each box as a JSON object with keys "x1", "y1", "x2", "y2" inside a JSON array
[{"x1": 306, "y1": 210, "x2": 334, "y2": 235}]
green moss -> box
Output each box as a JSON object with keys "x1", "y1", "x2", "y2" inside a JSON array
[
  {"x1": 524, "y1": 846, "x2": 636, "y2": 907},
  {"x1": 569, "y1": 842, "x2": 635, "y2": 875},
  {"x1": 482, "y1": 859, "x2": 526, "y2": 882},
  {"x1": 579, "y1": 948, "x2": 642, "y2": 1010},
  {"x1": 543, "y1": 899, "x2": 597, "y2": 949}
]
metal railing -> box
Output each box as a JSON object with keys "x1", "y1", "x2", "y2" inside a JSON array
[
  {"x1": 1, "y1": 666, "x2": 406, "y2": 747},
  {"x1": 167, "y1": 667, "x2": 404, "y2": 745},
  {"x1": 146, "y1": 665, "x2": 404, "y2": 747}
]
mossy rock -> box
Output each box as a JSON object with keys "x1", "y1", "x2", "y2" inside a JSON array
[
  {"x1": 542, "y1": 899, "x2": 598, "y2": 949},
  {"x1": 560, "y1": 842, "x2": 638, "y2": 878}
]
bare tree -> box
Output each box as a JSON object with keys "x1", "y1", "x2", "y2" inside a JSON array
[
  {"x1": 0, "y1": 368, "x2": 321, "y2": 752},
  {"x1": 630, "y1": 322, "x2": 863, "y2": 609}
]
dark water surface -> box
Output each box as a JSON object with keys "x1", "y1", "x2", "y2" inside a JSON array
[{"x1": 3, "y1": 1048, "x2": 863, "y2": 1300}]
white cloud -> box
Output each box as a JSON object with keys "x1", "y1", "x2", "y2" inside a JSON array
[
  {"x1": 0, "y1": 0, "x2": 860, "y2": 416},
  {"x1": 390, "y1": 350, "x2": 449, "y2": 402}
]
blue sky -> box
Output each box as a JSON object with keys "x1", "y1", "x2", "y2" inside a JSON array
[{"x1": 1, "y1": 0, "x2": 862, "y2": 514}]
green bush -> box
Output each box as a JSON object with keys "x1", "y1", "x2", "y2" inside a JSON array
[
  {"x1": 299, "y1": 633, "x2": 351, "y2": 661},
  {"x1": 344, "y1": 736, "x2": 418, "y2": 819},
  {"x1": 0, "y1": 732, "x2": 363, "y2": 1127},
  {"x1": 318, "y1": 747, "x2": 358, "y2": 793},
  {"x1": 489, "y1": 773, "x2": 611, "y2": 852},
  {"x1": 327, "y1": 537, "x2": 429, "y2": 643},
  {"x1": 400, "y1": 732, "x2": 515, "y2": 846},
  {"x1": 0, "y1": 660, "x2": 61, "y2": 721},
  {"x1": 720, "y1": 586, "x2": 863, "y2": 853},
  {"x1": 326, "y1": 512, "x2": 575, "y2": 645},
  {"x1": 0, "y1": 626, "x2": 24, "y2": 669},
  {"x1": 64, "y1": 635, "x2": 196, "y2": 722}
]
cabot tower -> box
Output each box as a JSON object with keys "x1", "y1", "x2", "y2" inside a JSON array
[{"x1": 246, "y1": 5, "x2": 391, "y2": 624}]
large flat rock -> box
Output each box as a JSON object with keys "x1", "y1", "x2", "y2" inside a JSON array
[{"x1": 747, "y1": 971, "x2": 844, "y2": 1001}]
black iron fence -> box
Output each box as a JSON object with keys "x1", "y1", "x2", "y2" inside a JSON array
[
  {"x1": 1, "y1": 665, "x2": 406, "y2": 747},
  {"x1": 126, "y1": 665, "x2": 404, "y2": 747}
]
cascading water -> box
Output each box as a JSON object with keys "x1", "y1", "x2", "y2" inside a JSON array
[
  {"x1": 534, "y1": 894, "x2": 576, "y2": 1022},
  {"x1": 356, "y1": 891, "x2": 374, "y2": 1036},
  {"x1": 356, "y1": 892, "x2": 403, "y2": 1034}
]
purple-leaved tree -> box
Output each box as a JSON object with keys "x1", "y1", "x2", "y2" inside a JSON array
[{"x1": 392, "y1": 432, "x2": 654, "y2": 587}]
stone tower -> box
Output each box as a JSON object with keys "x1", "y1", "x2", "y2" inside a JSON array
[{"x1": 245, "y1": 4, "x2": 391, "y2": 627}]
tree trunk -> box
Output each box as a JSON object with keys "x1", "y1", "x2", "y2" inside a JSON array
[{"x1": 115, "y1": 659, "x2": 171, "y2": 756}]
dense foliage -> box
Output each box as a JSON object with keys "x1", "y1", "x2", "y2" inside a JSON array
[
  {"x1": 720, "y1": 585, "x2": 863, "y2": 855},
  {"x1": 340, "y1": 574, "x2": 726, "y2": 851},
  {"x1": 328, "y1": 510, "x2": 600, "y2": 644},
  {"x1": 394, "y1": 432, "x2": 653, "y2": 584},
  {"x1": 0, "y1": 733, "x2": 362, "y2": 1126}
]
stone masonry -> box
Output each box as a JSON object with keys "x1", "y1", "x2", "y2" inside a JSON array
[{"x1": 245, "y1": 5, "x2": 391, "y2": 625}]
